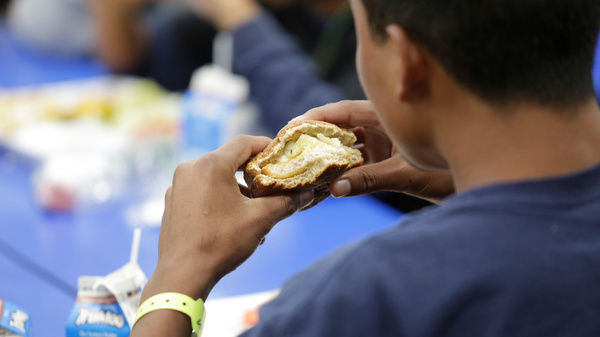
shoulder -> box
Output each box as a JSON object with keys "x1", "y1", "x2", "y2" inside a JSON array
[
  {"x1": 241, "y1": 228, "x2": 408, "y2": 335},
  {"x1": 243, "y1": 173, "x2": 600, "y2": 336},
  {"x1": 245, "y1": 197, "x2": 535, "y2": 335},
  {"x1": 244, "y1": 208, "x2": 470, "y2": 336}
]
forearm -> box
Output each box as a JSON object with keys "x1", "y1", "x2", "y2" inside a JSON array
[
  {"x1": 130, "y1": 260, "x2": 216, "y2": 337},
  {"x1": 88, "y1": 0, "x2": 147, "y2": 72},
  {"x1": 129, "y1": 135, "x2": 313, "y2": 337},
  {"x1": 233, "y1": 12, "x2": 345, "y2": 132}
]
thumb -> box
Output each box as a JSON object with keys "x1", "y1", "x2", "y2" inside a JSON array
[{"x1": 330, "y1": 158, "x2": 406, "y2": 198}]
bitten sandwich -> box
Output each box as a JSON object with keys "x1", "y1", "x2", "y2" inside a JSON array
[{"x1": 244, "y1": 120, "x2": 364, "y2": 208}]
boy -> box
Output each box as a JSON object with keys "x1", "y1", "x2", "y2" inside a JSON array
[{"x1": 132, "y1": 0, "x2": 600, "y2": 336}]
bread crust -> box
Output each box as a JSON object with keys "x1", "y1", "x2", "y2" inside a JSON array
[{"x1": 244, "y1": 120, "x2": 363, "y2": 208}]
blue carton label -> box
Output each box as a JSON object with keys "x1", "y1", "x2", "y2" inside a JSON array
[
  {"x1": 0, "y1": 299, "x2": 33, "y2": 337},
  {"x1": 181, "y1": 91, "x2": 238, "y2": 158},
  {"x1": 66, "y1": 298, "x2": 129, "y2": 337}
]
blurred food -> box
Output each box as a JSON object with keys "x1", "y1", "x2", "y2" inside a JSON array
[{"x1": 0, "y1": 76, "x2": 181, "y2": 211}]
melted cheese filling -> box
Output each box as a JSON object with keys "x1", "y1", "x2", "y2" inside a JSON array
[
  {"x1": 266, "y1": 133, "x2": 356, "y2": 179},
  {"x1": 278, "y1": 134, "x2": 348, "y2": 162}
]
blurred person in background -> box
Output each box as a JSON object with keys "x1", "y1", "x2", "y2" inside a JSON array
[
  {"x1": 89, "y1": 0, "x2": 216, "y2": 90},
  {"x1": 3, "y1": 0, "x2": 197, "y2": 67},
  {"x1": 90, "y1": 0, "x2": 359, "y2": 132},
  {"x1": 0, "y1": 0, "x2": 9, "y2": 16},
  {"x1": 5, "y1": 0, "x2": 356, "y2": 131},
  {"x1": 4, "y1": 0, "x2": 433, "y2": 212},
  {"x1": 187, "y1": 0, "x2": 362, "y2": 130},
  {"x1": 6, "y1": 0, "x2": 97, "y2": 56}
]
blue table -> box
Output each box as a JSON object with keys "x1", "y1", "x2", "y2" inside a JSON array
[
  {"x1": 0, "y1": 144, "x2": 403, "y2": 337},
  {"x1": 0, "y1": 252, "x2": 73, "y2": 337}
]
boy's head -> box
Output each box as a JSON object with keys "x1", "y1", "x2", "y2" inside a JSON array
[
  {"x1": 360, "y1": 0, "x2": 600, "y2": 107},
  {"x1": 350, "y1": 0, "x2": 600, "y2": 170}
]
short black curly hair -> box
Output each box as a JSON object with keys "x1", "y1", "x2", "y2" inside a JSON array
[{"x1": 360, "y1": 0, "x2": 600, "y2": 108}]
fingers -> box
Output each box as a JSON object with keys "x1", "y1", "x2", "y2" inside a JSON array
[
  {"x1": 330, "y1": 155, "x2": 455, "y2": 203},
  {"x1": 211, "y1": 135, "x2": 272, "y2": 174},
  {"x1": 295, "y1": 100, "x2": 381, "y2": 128},
  {"x1": 354, "y1": 126, "x2": 394, "y2": 164},
  {"x1": 157, "y1": 134, "x2": 314, "y2": 291},
  {"x1": 331, "y1": 158, "x2": 407, "y2": 198}
]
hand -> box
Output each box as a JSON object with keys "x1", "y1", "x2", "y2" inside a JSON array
[
  {"x1": 184, "y1": 0, "x2": 261, "y2": 30},
  {"x1": 297, "y1": 101, "x2": 455, "y2": 204},
  {"x1": 142, "y1": 135, "x2": 314, "y2": 304}
]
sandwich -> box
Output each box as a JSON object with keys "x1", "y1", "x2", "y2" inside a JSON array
[{"x1": 244, "y1": 120, "x2": 364, "y2": 208}]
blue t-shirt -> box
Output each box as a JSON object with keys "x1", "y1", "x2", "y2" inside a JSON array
[{"x1": 241, "y1": 162, "x2": 600, "y2": 336}]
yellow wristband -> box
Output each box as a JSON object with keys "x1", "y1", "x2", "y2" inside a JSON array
[{"x1": 133, "y1": 293, "x2": 206, "y2": 336}]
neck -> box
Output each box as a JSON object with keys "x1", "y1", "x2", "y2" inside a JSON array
[{"x1": 437, "y1": 97, "x2": 600, "y2": 193}]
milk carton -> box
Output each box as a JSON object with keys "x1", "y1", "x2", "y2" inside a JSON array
[
  {"x1": 66, "y1": 229, "x2": 147, "y2": 337},
  {"x1": 65, "y1": 277, "x2": 130, "y2": 337},
  {"x1": 0, "y1": 300, "x2": 32, "y2": 337},
  {"x1": 180, "y1": 64, "x2": 256, "y2": 160}
]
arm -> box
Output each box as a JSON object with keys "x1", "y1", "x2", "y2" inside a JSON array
[
  {"x1": 232, "y1": 12, "x2": 345, "y2": 132},
  {"x1": 88, "y1": 0, "x2": 149, "y2": 72},
  {"x1": 298, "y1": 101, "x2": 455, "y2": 204},
  {"x1": 130, "y1": 135, "x2": 313, "y2": 337},
  {"x1": 186, "y1": 0, "x2": 345, "y2": 132}
]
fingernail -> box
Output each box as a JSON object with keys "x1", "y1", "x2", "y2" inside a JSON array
[
  {"x1": 299, "y1": 190, "x2": 314, "y2": 209},
  {"x1": 332, "y1": 179, "x2": 351, "y2": 198}
]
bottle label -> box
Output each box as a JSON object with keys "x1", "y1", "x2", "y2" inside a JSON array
[
  {"x1": 0, "y1": 299, "x2": 33, "y2": 337},
  {"x1": 66, "y1": 293, "x2": 129, "y2": 337},
  {"x1": 181, "y1": 91, "x2": 238, "y2": 160}
]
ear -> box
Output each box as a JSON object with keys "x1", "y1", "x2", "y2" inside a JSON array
[{"x1": 386, "y1": 24, "x2": 429, "y2": 102}]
